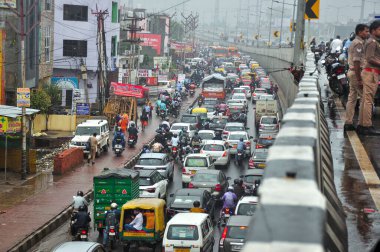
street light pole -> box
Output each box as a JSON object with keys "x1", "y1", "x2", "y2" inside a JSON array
[
  {"x1": 279, "y1": 0, "x2": 285, "y2": 47},
  {"x1": 268, "y1": 0, "x2": 274, "y2": 46},
  {"x1": 293, "y1": 0, "x2": 306, "y2": 67},
  {"x1": 290, "y1": 0, "x2": 296, "y2": 45}
]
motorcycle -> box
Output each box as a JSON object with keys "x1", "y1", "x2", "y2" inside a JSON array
[
  {"x1": 107, "y1": 225, "x2": 117, "y2": 249},
  {"x1": 218, "y1": 208, "x2": 233, "y2": 226},
  {"x1": 236, "y1": 149, "x2": 244, "y2": 165},
  {"x1": 192, "y1": 142, "x2": 201, "y2": 153},
  {"x1": 128, "y1": 135, "x2": 137, "y2": 147},
  {"x1": 171, "y1": 145, "x2": 178, "y2": 160},
  {"x1": 160, "y1": 109, "x2": 166, "y2": 120},
  {"x1": 113, "y1": 138, "x2": 124, "y2": 157},
  {"x1": 197, "y1": 98, "x2": 203, "y2": 107},
  {"x1": 74, "y1": 227, "x2": 89, "y2": 241},
  {"x1": 171, "y1": 106, "x2": 179, "y2": 118},
  {"x1": 189, "y1": 89, "x2": 195, "y2": 97}
]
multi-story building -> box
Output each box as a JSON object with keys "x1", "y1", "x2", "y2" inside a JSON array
[{"x1": 52, "y1": 0, "x2": 120, "y2": 105}]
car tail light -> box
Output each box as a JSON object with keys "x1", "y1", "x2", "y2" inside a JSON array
[
  {"x1": 220, "y1": 227, "x2": 228, "y2": 246},
  {"x1": 256, "y1": 144, "x2": 263, "y2": 149},
  {"x1": 110, "y1": 228, "x2": 115, "y2": 233},
  {"x1": 253, "y1": 93, "x2": 257, "y2": 96},
  {"x1": 81, "y1": 229, "x2": 87, "y2": 235},
  {"x1": 259, "y1": 124, "x2": 264, "y2": 129},
  {"x1": 222, "y1": 151, "x2": 227, "y2": 157},
  {"x1": 223, "y1": 131, "x2": 228, "y2": 135},
  {"x1": 200, "y1": 150, "x2": 204, "y2": 154},
  {"x1": 182, "y1": 168, "x2": 187, "y2": 174},
  {"x1": 246, "y1": 142, "x2": 251, "y2": 147},
  {"x1": 215, "y1": 184, "x2": 222, "y2": 191},
  {"x1": 146, "y1": 188, "x2": 156, "y2": 193},
  {"x1": 249, "y1": 159, "x2": 254, "y2": 168},
  {"x1": 188, "y1": 182, "x2": 195, "y2": 188}
]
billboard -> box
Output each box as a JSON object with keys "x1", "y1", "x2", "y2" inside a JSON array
[
  {"x1": 136, "y1": 33, "x2": 162, "y2": 55},
  {"x1": 51, "y1": 77, "x2": 79, "y2": 89},
  {"x1": 110, "y1": 82, "x2": 148, "y2": 98},
  {"x1": 0, "y1": 0, "x2": 16, "y2": 9}
]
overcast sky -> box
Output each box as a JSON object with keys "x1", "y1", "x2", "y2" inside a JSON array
[{"x1": 121, "y1": 0, "x2": 379, "y2": 24}]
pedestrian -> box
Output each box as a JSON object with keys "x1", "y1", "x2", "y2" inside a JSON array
[
  {"x1": 357, "y1": 20, "x2": 380, "y2": 135},
  {"x1": 140, "y1": 109, "x2": 149, "y2": 131},
  {"x1": 144, "y1": 102, "x2": 151, "y2": 120},
  {"x1": 148, "y1": 101, "x2": 153, "y2": 119},
  {"x1": 344, "y1": 24, "x2": 369, "y2": 132},
  {"x1": 120, "y1": 114, "x2": 129, "y2": 134},
  {"x1": 88, "y1": 133, "x2": 98, "y2": 165}
]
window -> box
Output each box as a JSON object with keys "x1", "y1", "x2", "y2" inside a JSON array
[
  {"x1": 63, "y1": 40, "x2": 87, "y2": 57},
  {"x1": 63, "y1": 4, "x2": 88, "y2": 21},
  {"x1": 45, "y1": 0, "x2": 51, "y2": 10},
  {"x1": 111, "y1": 2, "x2": 118, "y2": 23},
  {"x1": 111, "y1": 36, "x2": 117, "y2": 57},
  {"x1": 44, "y1": 26, "x2": 51, "y2": 62},
  {"x1": 201, "y1": 221, "x2": 210, "y2": 238},
  {"x1": 167, "y1": 225, "x2": 199, "y2": 240}
]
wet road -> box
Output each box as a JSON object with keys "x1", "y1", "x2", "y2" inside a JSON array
[{"x1": 30, "y1": 98, "x2": 258, "y2": 252}]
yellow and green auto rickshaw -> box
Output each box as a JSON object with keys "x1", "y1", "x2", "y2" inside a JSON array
[
  {"x1": 119, "y1": 198, "x2": 166, "y2": 251},
  {"x1": 191, "y1": 107, "x2": 208, "y2": 125}
]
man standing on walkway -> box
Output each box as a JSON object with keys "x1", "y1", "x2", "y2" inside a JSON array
[
  {"x1": 89, "y1": 133, "x2": 98, "y2": 164},
  {"x1": 344, "y1": 24, "x2": 369, "y2": 132},
  {"x1": 357, "y1": 20, "x2": 380, "y2": 135}
]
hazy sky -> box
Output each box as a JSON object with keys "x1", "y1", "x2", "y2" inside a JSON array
[{"x1": 121, "y1": 0, "x2": 379, "y2": 24}]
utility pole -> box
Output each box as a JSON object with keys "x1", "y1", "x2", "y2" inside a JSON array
[
  {"x1": 268, "y1": 0, "x2": 274, "y2": 46},
  {"x1": 246, "y1": 2, "x2": 250, "y2": 44},
  {"x1": 279, "y1": 0, "x2": 285, "y2": 47},
  {"x1": 92, "y1": 8, "x2": 109, "y2": 112},
  {"x1": 80, "y1": 59, "x2": 89, "y2": 104},
  {"x1": 293, "y1": 0, "x2": 306, "y2": 67},
  {"x1": 360, "y1": 0, "x2": 365, "y2": 22},
  {"x1": 6, "y1": 0, "x2": 39, "y2": 179},
  {"x1": 290, "y1": 0, "x2": 297, "y2": 45},
  {"x1": 181, "y1": 13, "x2": 198, "y2": 60}
]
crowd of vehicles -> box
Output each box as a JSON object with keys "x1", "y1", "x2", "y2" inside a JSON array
[{"x1": 64, "y1": 48, "x2": 281, "y2": 252}]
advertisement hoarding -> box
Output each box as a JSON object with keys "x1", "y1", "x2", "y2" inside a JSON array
[
  {"x1": 110, "y1": 82, "x2": 148, "y2": 98},
  {"x1": 136, "y1": 33, "x2": 162, "y2": 55}
]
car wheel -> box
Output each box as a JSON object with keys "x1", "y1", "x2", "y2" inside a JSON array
[
  {"x1": 95, "y1": 148, "x2": 101, "y2": 157},
  {"x1": 182, "y1": 182, "x2": 187, "y2": 188},
  {"x1": 103, "y1": 144, "x2": 109, "y2": 152}
]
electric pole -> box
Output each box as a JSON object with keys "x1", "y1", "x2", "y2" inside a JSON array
[
  {"x1": 293, "y1": 0, "x2": 306, "y2": 67},
  {"x1": 92, "y1": 8, "x2": 109, "y2": 112},
  {"x1": 360, "y1": 0, "x2": 365, "y2": 22},
  {"x1": 6, "y1": 0, "x2": 39, "y2": 179}
]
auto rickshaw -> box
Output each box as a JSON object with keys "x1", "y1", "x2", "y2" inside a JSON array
[
  {"x1": 119, "y1": 198, "x2": 166, "y2": 252},
  {"x1": 191, "y1": 107, "x2": 208, "y2": 126}
]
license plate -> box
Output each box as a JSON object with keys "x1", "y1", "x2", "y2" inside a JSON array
[
  {"x1": 109, "y1": 232, "x2": 115, "y2": 236},
  {"x1": 232, "y1": 245, "x2": 243, "y2": 250},
  {"x1": 225, "y1": 214, "x2": 230, "y2": 217},
  {"x1": 337, "y1": 74, "x2": 346, "y2": 80},
  {"x1": 175, "y1": 249, "x2": 190, "y2": 252},
  {"x1": 191, "y1": 170, "x2": 197, "y2": 174},
  {"x1": 258, "y1": 163, "x2": 266, "y2": 168},
  {"x1": 80, "y1": 235, "x2": 87, "y2": 239}
]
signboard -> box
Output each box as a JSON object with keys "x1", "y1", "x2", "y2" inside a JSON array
[
  {"x1": 136, "y1": 33, "x2": 162, "y2": 55},
  {"x1": 178, "y1": 74, "x2": 186, "y2": 82},
  {"x1": 305, "y1": 0, "x2": 319, "y2": 20},
  {"x1": 51, "y1": 77, "x2": 79, "y2": 89},
  {"x1": 158, "y1": 75, "x2": 168, "y2": 82},
  {"x1": 0, "y1": 0, "x2": 16, "y2": 9},
  {"x1": 110, "y1": 82, "x2": 148, "y2": 98},
  {"x1": 17, "y1": 88, "x2": 30, "y2": 107},
  {"x1": 146, "y1": 77, "x2": 158, "y2": 86},
  {"x1": 76, "y1": 103, "x2": 90, "y2": 115},
  {"x1": 0, "y1": 116, "x2": 21, "y2": 134},
  {"x1": 138, "y1": 69, "x2": 149, "y2": 77},
  {"x1": 153, "y1": 57, "x2": 172, "y2": 70}
]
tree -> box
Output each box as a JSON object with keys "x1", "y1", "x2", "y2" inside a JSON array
[
  {"x1": 31, "y1": 89, "x2": 51, "y2": 130},
  {"x1": 43, "y1": 84, "x2": 61, "y2": 107}
]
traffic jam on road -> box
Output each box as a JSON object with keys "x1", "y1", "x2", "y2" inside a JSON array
[{"x1": 54, "y1": 46, "x2": 281, "y2": 252}]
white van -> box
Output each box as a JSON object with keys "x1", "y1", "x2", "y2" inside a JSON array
[
  {"x1": 69, "y1": 119, "x2": 110, "y2": 157},
  {"x1": 163, "y1": 213, "x2": 214, "y2": 252}
]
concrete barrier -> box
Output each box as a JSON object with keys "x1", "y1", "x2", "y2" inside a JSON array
[{"x1": 53, "y1": 148, "x2": 84, "y2": 175}]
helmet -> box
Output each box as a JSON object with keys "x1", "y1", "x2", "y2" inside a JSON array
[
  {"x1": 111, "y1": 203, "x2": 118, "y2": 209},
  {"x1": 234, "y1": 178, "x2": 239, "y2": 185},
  {"x1": 78, "y1": 205, "x2": 86, "y2": 212},
  {"x1": 228, "y1": 186, "x2": 234, "y2": 192},
  {"x1": 240, "y1": 138, "x2": 244, "y2": 142},
  {"x1": 349, "y1": 32, "x2": 355, "y2": 41},
  {"x1": 77, "y1": 191, "x2": 84, "y2": 197},
  {"x1": 238, "y1": 178, "x2": 243, "y2": 185},
  {"x1": 195, "y1": 131, "x2": 198, "y2": 135},
  {"x1": 144, "y1": 144, "x2": 149, "y2": 149},
  {"x1": 173, "y1": 133, "x2": 178, "y2": 137},
  {"x1": 193, "y1": 200, "x2": 201, "y2": 207},
  {"x1": 130, "y1": 123, "x2": 135, "y2": 128},
  {"x1": 117, "y1": 126, "x2": 122, "y2": 132}
]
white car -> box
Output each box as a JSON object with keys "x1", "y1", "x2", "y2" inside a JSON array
[
  {"x1": 222, "y1": 122, "x2": 246, "y2": 139},
  {"x1": 235, "y1": 196, "x2": 259, "y2": 216},
  {"x1": 241, "y1": 85, "x2": 252, "y2": 99},
  {"x1": 182, "y1": 153, "x2": 215, "y2": 187},
  {"x1": 226, "y1": 131, "x2": 252, "y2": 155},
  {"x1": 138, "y1": 169, "x2": 168, "y2": 199},
  {"x1": 258, "y1": 94, "x2": 275, "y2": 100},
  {"x1": 200, "y1": 140, "x2": 230, "y2": 168},
  {"x1": 252, "y1": 88, "x2": 268, "y2": 103},
  {"x1": 231, "y1": 93, "x2": 248, "y2": 107},
  {"x1": 259, "y1": 115, "x2": 280, "y2": 134},
  {"x1": 170, "y1": 123, "x2": 197, "y2": 138},
  {"x1": 198, "y1": 130, "x2": 216, "y2": 145}
]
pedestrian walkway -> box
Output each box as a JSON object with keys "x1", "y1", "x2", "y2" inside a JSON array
[{"x1": 0, "y1": 95, "x2": 197, "y2": 252}]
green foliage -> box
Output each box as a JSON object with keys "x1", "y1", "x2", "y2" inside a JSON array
[
  {"x1": 31, "y1": 89, "x2": 51, "y2": 114},
  {"x1": 170, "y1": 21, "x2": 184, "y2": 41},
  {"x1": 43, "y1": 84, "x2": 61, "y2": 107}
]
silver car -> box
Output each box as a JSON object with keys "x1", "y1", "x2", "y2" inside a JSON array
[
  {"x1": 52, "y1": 242, "x2": 106, "y2": 252},
  {"x1": 226, "y1": 131, "x2": 252, "y2": 155},
  {"x1": 201, "y1": 140, "x2": 230, "y2": 168},
  {"x1": 134, "y1": 153, "x2": 174, "y2": 181}
]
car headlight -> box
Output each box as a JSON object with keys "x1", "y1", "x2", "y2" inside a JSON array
[{"x1": 71, "y1": 141, "x2": 77, "y2": 145}]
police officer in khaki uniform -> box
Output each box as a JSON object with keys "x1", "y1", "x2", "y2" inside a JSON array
[
  {"x1": 344, "y1": 24, "x2": 369, "y2": 132},
  {"x1": 357, "y1": 20, "x2": 380, "y2": 135}
]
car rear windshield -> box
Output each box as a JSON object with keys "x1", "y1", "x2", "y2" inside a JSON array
[
  {"x1": 173, "y1": 195, "x2": 200, "y2": 207},
  {"x1": 181, "y1": 116, "x2": 196, "y2": 123},
  {"x1": 211, "y1": 118, "x2": 228, "y2": 124},
  {"x1": 171, "y1": 125, "x2": 189, "y2": 131},
  {"x1": 257, "y1": 138, "x2": 275, "y2": 146},
  {"x1": 167, "y1": 225, "x2": 199, "y2": 240},
  {"x1": 229, "y1": 134, "x2": 247, "y2": 140},
  {"x1": 139, "y1": 177, "x2": 154, "y2": 186},
  {"x1": 227, "y1": 226, "x2": 248, "y2": 239},
  {"x1": 199, "y1": 132, "x2": 214, "y2": 139},
  {"x1": 185, "y1": 157, "x2": 208, "y2": 167},
  {"x1": 255, "y1": 89, "x2": 266, "y2": 94},
  {"x1": 261, "y1": 117, "x2": 277, "y2": 124},
  {"x1": 237, "y1": 203, "x2": 257, "y2": 216},
  {"x1": 203, "y1": 144, "x2": 224, "y2": 151},
  {"x1": 137, "y1": 158, "x2": 164, "y2": 166},
  {"x1": 193, "y1": 173, "x2": 218, "y2": 182},
  {"x1": 204, "y1": 99, "x2": 218, "y2": 105},
  {"x1": 244, "y1": 175, "x2": 262, "y2": 184},
  {"x1": 234, "y1": 89, "x2": 245, "y2": 93},
  {"x1": 225, "y1": 126, "x2": 244, "y2": 131}
]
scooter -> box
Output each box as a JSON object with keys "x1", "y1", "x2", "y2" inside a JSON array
[
  {"x1": 113, "y1": 138, "x2": 124, "y2": 157},
  {"x1": 218, "y1": 208, "x2": 233, "y2": 226},
  {"x1": 128, "y1": 135, "x2": 137, "y2": 147},
  {"x1": 160, "y1": 109, "x2": 166, "y2": 120},
  {"x1": 107, "y1": 225, "x2": 117, "y2": 249},
  {"x1": 236, "y1": 150, "x2": 244, "y2": 165}
]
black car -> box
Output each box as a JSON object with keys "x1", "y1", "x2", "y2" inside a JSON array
[
  {"x1": 207, "y1": 116, "x2": 229, "y2": 131},
  {"x1": 240, "y1": 169, "x2": 264, "y2": 195},
  {"x1": 219, "y1": 215, "x2": 251, "y2": 252},
  {"x1": 248, "y1": 151, "x2": 268, "y2": 169},
  {"x1": 180, "y1": 114, "x2": 202, "y2": 129},
  {"x1": 189, "y1": 169, "x2": 230, "y2": 200},
  {"x1": 167, "y1": 188, "x2": 216, "y2": 219}
]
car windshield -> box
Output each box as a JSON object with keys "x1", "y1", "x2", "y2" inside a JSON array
[
  {"x1": 225, "y1": 126, "x2": 244, "y2": 131},
  {"x1": 261, "y1": 117, "x2": 278, "y2": 124},
  {"x1": 167, "y1": 225, "x2": 199, "y2": 240},
  {"x1": 193, "y1": 173, "x2": 218, "y2": 182},
  {"x1": 75, "y1": 126, "x2": 100, "y2": 136},
  {"x1": 139, "y1": 177, "x2": 154, "y2": 186},
  {"x1": 244, "y1": 175, "x2": 262, "y2": 184},
  {"x1": 229, "y1": 107, "x2": 244, "y2": 113},
  {"x1": 205, "y1": 107, "x2": 216, "y2": 112},
  {"x1": 171, "y1": 125, "x2": 189, "y2": 131},
  {"x1": 253, "y1": 152, "x2": 268, "y2": 159},
  {"x1": 172, "y1": 195, "x2": 200, "y2": 207},
  {"x1": 137, "y1": 158, "x2": 164, "y2": 166},
  {"x1": 229, "y1": 134, "x2": 247, "y2": 140},
  {"x1": 203, "y1": 144, "x2": 224, "y2": 151},
  {"x1": 227, "y1": 226, "x2": 248, "y2": 239},
  {"x1": 237, "y1": 203, "x2": 257, "y2": 216},
  {"x1": 232, "y1": 95, "x2": 245, "y2": 99},
  {"x1": 181, "y1": 116, "x2": 196, "y2": 123},
  {"x1": 211, "y1": 118, "x2": 228, "y2": 124},
  {"x1": 204, "y1": 99, "x2": 218, "y2": 106},
  {"x1": 234, "y1": 89, "x2": 245, "y2": 93},
  {"x1": 255, "y1": 89, "x2": 266, "y2": 94},
  {"x1": 199, "y1": 132, "x2": 214, "y2": 139},
  {"x1": 185, "y1": 157, "x2": 208, "y2": 167}
]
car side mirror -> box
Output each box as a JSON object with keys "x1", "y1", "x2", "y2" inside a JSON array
[
  {"x1": 249, "y1": 136, "x2": 254, "y2": 139},
  {"x1": 169, "y1": 193, "x2": 174, "y2": 197},
  {"x1": 227, "y1": 176, "x2": 232, "y2": 180},
  {"x1": 239, "y1": 175, "x2": 244, "y2": 178},
  {"x1": 245, "y1": 127, "x2": 250, "y2": 130},
  {"x1": 253, "y1": 139, "x2": 257, "y2": 142}
]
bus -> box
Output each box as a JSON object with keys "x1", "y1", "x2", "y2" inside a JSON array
[
  {"x1": 201, "y1": 74, "x2": 226, "y2": 100},
  {"x1": 210, "y1": 46, "x2": 228, "y2": 58},
  {"x1": 228, "y1": 47, "x2": 240, "y2": 58}
]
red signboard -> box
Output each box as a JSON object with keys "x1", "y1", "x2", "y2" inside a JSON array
[
  {"x1": 136, "y1": 33, "x2": 162, "y2": 55},
  {"x1": 110, "y1": 82, "x2": 148, "y2": 98},
  {"x1": 146, "y1": 77, "x2": 158, "y2": 86}
]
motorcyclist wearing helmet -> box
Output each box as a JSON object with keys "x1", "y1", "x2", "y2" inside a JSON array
[
  {"x1": 103, "y1": 202, "x2": 121, "y2": 246},
  {"x1": 233, "y1": 179, "x2": 245, "y2": 199},
  {"x1": 221, "y1": 186, "x2": 238, "y2": 213},
  {"x1": 191, "y1": 131, "x2": 202, "y2": 147},
  {"x1": 71, "y1": 205, "x2": 91, "y2": 236},
  {"x1": 142, "y1": 144, "x2": 151, "y2": 154},
  {"x1": 236, "y1": 138, "x2": 246, "y2": 162},
  {"x1": 112, "y1": 127, "x2": 126, "y2": 149},
  {"x1": 160, "y1": 121, "x2": 170, "y2": 132},
  {"x1": 128, "y1": 122, "x2": 139, "y2": 142},
  {"x1": 190, "y1": 201, "x2": 206, "y2": 213},
  {"x1": 73, "y1": 191, "x2": 89, "y2": 212},
  {"x1": 171, "y1": 133, "x2": 180, "y2": 147},
  {"x1": 159, "y1": 100, "x2": 167, "y2": 116}
]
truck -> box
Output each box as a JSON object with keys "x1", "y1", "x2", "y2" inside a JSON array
[
  {"x1": 255, "y1": 99, "x2": 278, "y2": 128},
  {"x1": 201, "y1": 74, "x2": 226, "y2": 100},
  {"x1": 93, "y1": 168, "x2": 139, "y2": 233}
]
